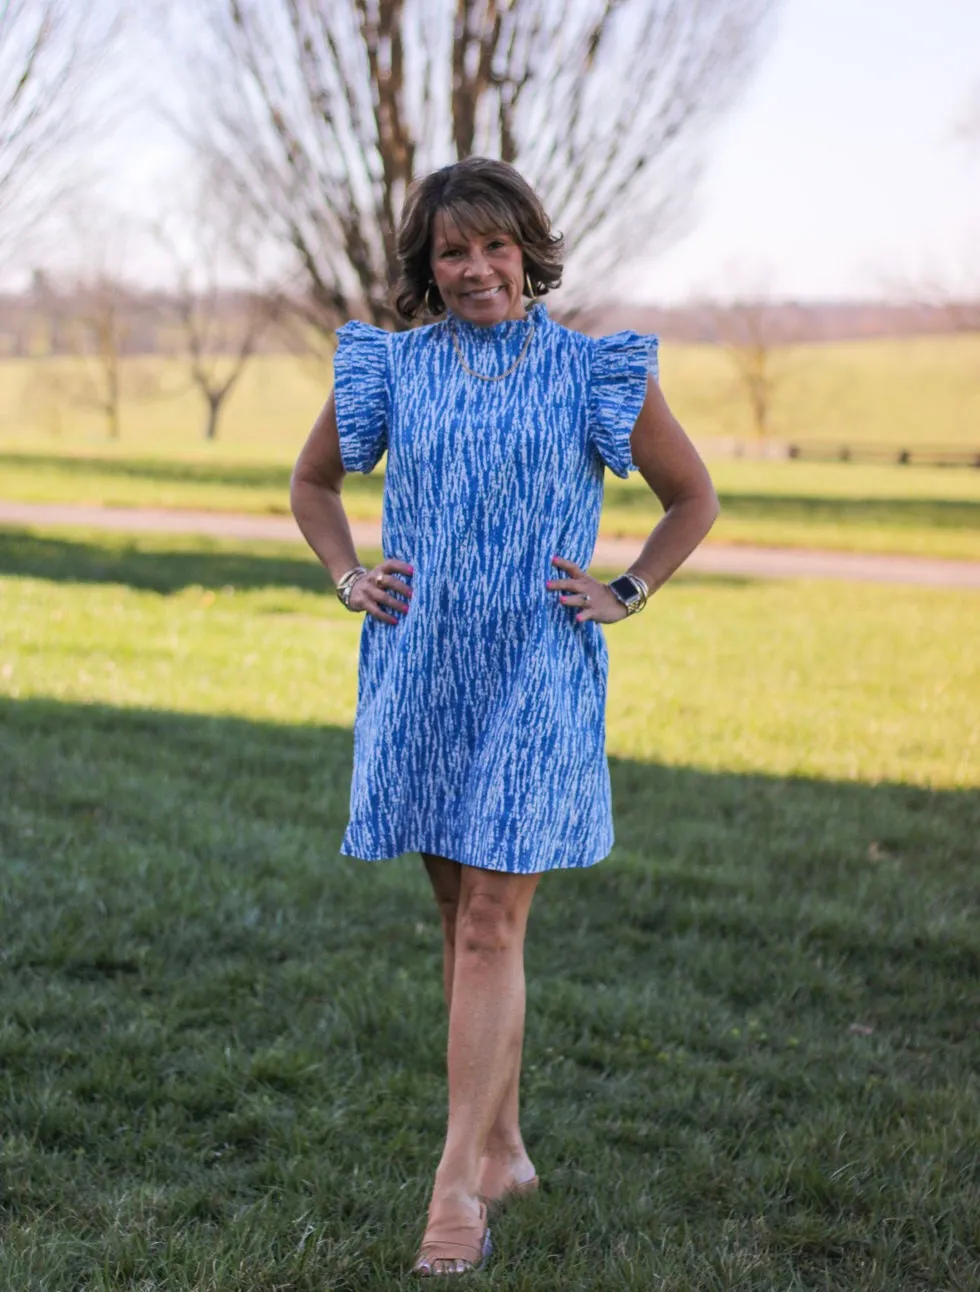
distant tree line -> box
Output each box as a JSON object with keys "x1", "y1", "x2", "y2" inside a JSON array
[{"x1": 4, "y1": 285, "x2": 974, "y2": 363}]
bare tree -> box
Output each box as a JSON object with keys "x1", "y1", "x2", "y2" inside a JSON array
[
  {"x1": 0, "y1": 1, "x2": 121, "y2": 258},
  {"x1": 168, "y1": 287, "x2": 276, "y2": 441},
  {"x1": 158, "y1": 0, "x2": 778, "y2": 331},
  {"x1": 152, "y1": 212, "x2": 280, "y2": 440},
  {"x1": 699, "y1": 297, "x2": 801, "y2": 440},
  {"x1": 29, "y1": 249, "x2": 171, "y2": 440},
  {"x1": 51, "y1": 276, "x2": 156, "y2": 440}
]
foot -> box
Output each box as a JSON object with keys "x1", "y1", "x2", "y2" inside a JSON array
[
  {"x1": 477, "y1": 1149, "x2": 538, "y2": 1208},
  {"x1": 413, "y1": 1197, "x2": 492, "y2": 1277}
]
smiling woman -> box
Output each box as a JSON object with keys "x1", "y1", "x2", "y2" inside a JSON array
[
  {"x1": 394, "y1": 156, "x2": 563, "y2": 323},
  {"x1": 288, "y1": 156, "x2": 720, "y2": 1277}
]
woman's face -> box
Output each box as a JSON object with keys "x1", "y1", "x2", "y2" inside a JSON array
[{"x1": 430, "y1": 211, "x2": 526, "y2": 326}]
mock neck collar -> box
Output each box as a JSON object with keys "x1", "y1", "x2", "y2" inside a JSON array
[{"x1": 444, "y1": 300, "x2": 547, "y2": 340}]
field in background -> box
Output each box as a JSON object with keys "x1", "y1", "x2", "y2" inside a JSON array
[
  {"x1": 663, "y1": 333, "x2": 980, "y2": 449},
  {"x1": 1, "y1": 335, "x2": 978, "y2": 560},
  {"x1": 1, "y1": 526, "x2": 977, "y2": 1289},
  {"x1": 2, "y1": 333, "x2": 979, "y2": 455}
]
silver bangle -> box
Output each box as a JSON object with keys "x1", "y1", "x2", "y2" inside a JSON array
[
  {"x1": 628, "y1": 573, "x2": 650, "y2": 602},
  {"x1": 335, "y1": 564, "x2": 368, "y2": 611}
]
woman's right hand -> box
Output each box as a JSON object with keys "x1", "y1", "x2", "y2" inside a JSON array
[{"x1": 349, "y1": 558, "x2": 415, "y2": 624}]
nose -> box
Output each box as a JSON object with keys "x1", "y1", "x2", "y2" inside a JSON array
[{"x1": 463, "y1": 249, "x2": 490, "y2": 280}]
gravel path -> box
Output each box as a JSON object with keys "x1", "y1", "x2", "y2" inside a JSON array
[{"x1": 2, "y1": 500, "x2": 978, "y2": 590}]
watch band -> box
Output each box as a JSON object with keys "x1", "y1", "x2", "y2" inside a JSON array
[{"x1": 607, "y1": 572, "x2": 649, "y2": 616}]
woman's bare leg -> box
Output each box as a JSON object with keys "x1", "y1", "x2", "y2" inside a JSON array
[
  {"x1": 420, "y1": 858, "x2": 540, "y2": 1246},
  {"x1": 422, "y1": 855, "x2": 536, "y2": 1198},
  {"x1": 423, "y1": 853, "x2": 461, "y2": 1009}
]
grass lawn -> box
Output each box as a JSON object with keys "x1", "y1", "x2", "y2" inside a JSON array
[
  {"x1": 1, "y1": 450, "x2": 979, "y2": 562},
  {"x1": 1, "y1": 527, "x2": 978, "y2": 1290},
  {"x1": 2, "y1": 334, "x2": 979, "y2": 561},
  {"x1": 2, "y1": 333, "x2": 979, "y2": 451}
]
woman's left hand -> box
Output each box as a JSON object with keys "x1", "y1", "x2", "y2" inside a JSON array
[{"x1": 546, "y1": 555, "x2": 628, "y2": 624}]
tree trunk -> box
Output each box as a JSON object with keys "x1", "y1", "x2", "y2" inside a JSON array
[
  {"x1": 106, "y1": 401, "x2": 121, "y2": 440},
  {"x1": 105, "y1": 353, "x2": 121, "y2": 439},
  {"x1": 183, "y1": 0, "x2": 778, "y2": 329},
  {"x1": 203, "y1": 394, "x2": 222, "y2": 441}
]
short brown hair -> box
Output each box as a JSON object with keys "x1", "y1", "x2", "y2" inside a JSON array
[{"x1": 394, "y1": 157, "x2": 563, "y2": 322}]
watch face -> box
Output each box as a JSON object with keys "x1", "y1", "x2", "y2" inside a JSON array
[{"x1": 609, "y1": 575, "x2": 640, "y2": 605}]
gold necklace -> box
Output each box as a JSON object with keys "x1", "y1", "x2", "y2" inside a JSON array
[{"x1": 449, "y1": 316, "x2": 536, "y2": 382}]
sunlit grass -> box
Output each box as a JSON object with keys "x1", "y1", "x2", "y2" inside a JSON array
[
  {"x1": 1, "y1": 530, "x2": 978, "y2": 1289},
  {"x1": 2, "y1": 334, "x2": 979, "y2": 560},
  {"x1": 2, "y1": 333, "x2": 979, "y2": 451},
  {"x1": 1, "y1": 449, "x2": 979, "y2": 559}
]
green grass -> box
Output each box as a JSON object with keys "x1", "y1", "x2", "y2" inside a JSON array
[
  {"x1": 2, "y1": 334, "x2": 979, "y2": 560},
  {"x1": 0, "y1": 354, "x2": 329, "y2": 451},
  {"x1": 604, "y1": 461, "x2": 980, "y2": 560},
  {"x1": 2, "y1": 448, "x2": 978, "y2": 560},
  {"x1": 2, "y1": 334, "x2": 979, "y2": 450},
  {"x1": 1, "y1": 527, "x2": 978, "y2": 1290},
  {"x1": 0, "y1": 450, "x2": 385, "y2": 523},
  {"x1": 662, "y1": 333, "x2": 980, "y2": 447}
]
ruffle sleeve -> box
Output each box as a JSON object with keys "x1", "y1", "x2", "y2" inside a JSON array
[
  {"x1": 588, "y1": 331, "x2": 659, "y2": 478},
  {"x1": 332, "y1": 321, "x2": 390, "y2": 474}
]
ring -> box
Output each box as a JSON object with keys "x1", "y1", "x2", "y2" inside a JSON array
[
  {"x1": 375, "y1": 573, "x2": 385, "y2": 587},
  {"x1": 582, "y1": 594, "x2": 591, "y2": 603}
]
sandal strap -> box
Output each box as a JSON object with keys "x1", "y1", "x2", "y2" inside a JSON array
[{"x1": 414, "y1": 1203, "x2": 491, "y2": 1273}]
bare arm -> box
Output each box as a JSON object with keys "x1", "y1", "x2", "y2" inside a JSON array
[
  {"x1": 625, "y1": 375, "x2": 720, "y2": 593},
  {"x1": 290, "y1": 393, "x2": 360, "y2": 582},
  {"x1": 290, "y1": 395, "x2": 412, "y2": 623},
  {"x1": 548, "y1": 377, "x2": 719, "y2": 620}
]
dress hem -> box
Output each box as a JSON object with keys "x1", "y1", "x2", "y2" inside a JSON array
[{"x1": 338, "y1": 839, "x2": 612, "y2": 874}]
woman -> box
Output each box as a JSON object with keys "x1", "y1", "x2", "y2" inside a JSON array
[{"x1": 290, "y1": 156, "x2": 719, "y2": 1277}]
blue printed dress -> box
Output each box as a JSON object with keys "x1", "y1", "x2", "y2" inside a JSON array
[{"x1": 333, "y1": 301, "x2": 658, "y2": 874}]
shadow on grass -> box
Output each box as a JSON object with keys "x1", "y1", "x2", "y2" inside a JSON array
[
  {"x1": 0, "y1": 527, "x2": 331, "y2": 594},
  {"x1": 0, "y1": 449, "x2": 299, "y2": 488},
  {"x1": 4, "y1": 694, "x2": 977, "y2": 983},
  {"x1": 0, "y1": 452, "x2": 295, "y2": 490},
  {"x1": 0, "y1": 450, "x2": 386, "y2": 509},
  {"x1": 2, "y1": 695, "x2": 978, "y2": 1289},
  {"x1": 606, "y1": 486, "x2": 980, "y2": 532},
  {"x1": 0, "y1": 526, "x2": 752, "y2": 594}
]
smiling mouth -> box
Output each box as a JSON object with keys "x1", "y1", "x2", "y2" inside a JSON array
[{"x1": 463, "y1": 286, "x2": 504, "y2": 300}]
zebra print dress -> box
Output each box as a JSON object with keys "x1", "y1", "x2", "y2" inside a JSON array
[{"x1": 333, "y1": 301, "x2": 658, "y2": 874}]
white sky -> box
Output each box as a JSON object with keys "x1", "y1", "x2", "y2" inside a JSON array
[
  {"x1": 23, "y1": 0, "x2": 980, "y2": 304},
  {"x1": 644, "y1": 0, "x2": 980, "y2": 301}
]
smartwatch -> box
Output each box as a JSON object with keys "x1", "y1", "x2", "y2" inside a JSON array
[{"x1": 607, "y1": 572, "x2": 649, "y2": 616}]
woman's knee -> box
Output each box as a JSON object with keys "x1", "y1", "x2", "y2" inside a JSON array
[{"x1": 456, "y1": 882, "x2": 531, "y2": 958}]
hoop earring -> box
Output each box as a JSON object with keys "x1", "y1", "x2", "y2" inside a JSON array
[
  {"x1": 524, "y1": 270, "x2": 535, "y2": 300},
  {"x1": 424, "y1": 282, "x2": 442, "y2": 314}
]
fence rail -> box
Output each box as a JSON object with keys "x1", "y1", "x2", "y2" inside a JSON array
[{"x1": 785, "y1": 441, "x2": 980, "y2": 468}]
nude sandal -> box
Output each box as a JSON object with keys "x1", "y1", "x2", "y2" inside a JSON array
[
  {"x1": 413, "y1": 1200, "x2": 493, "y2": 1277},
  {"x1": 481, "y1": 1173, "x2": 539, "y2": 1214}
]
